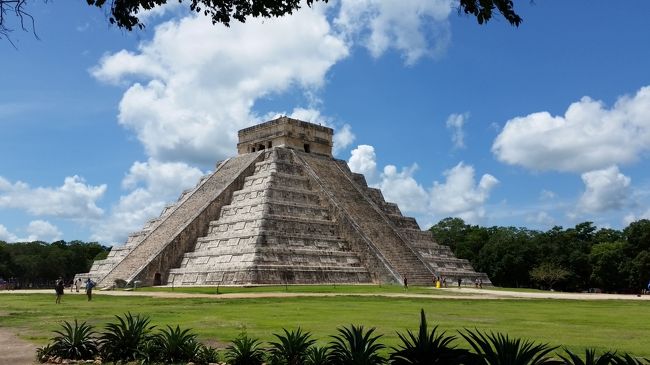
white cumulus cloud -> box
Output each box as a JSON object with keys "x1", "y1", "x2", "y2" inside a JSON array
[
  {"x1": 92, "y1": 7, "x2": 349, "y2": 165},
  {"x1": 492, "y1": 86, "x2": 650, "y2": 172},
  {"x1": 428, "y1": 162, "x2": 499, "y2": 221},
  {"x1": 0, "y1": 176, "x2": 106, "y2": 219},
  {"x1": 578, "y1": 165, "x2": 631, "y2": 213},
  {"x1": 335, "y1": 0, "x2": 454, "y2": 64},
  {"x1": 348, "y1": 146, "x2": 498, "y2": 224},
  {"x1": 446, "y1": 112, "x2": 468, "y2": 149},
  {"x1": 25, "y1": 220, "x2": 63, "y2": 242},
  {"x1": 0, "y1": 224, "x2": 18, "y2": 242},
  {"x1": 348, "y1": 145, "x2": 378, "y2": 183}
]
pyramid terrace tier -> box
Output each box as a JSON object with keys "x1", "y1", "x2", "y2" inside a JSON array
[
  {"x1": 207, "y1": 216, "x2": 338, "y2": 237},
  {"x1": 194, "y1": 232, "x2": 349, "y2": 252},
  {"x1": 168, "y1": 265, "x2": 371, "y2": 286}
]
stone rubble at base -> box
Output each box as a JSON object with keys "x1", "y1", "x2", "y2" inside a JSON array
[{"x1": 79, "y1": 116, "x2": 491, "y2": 287}]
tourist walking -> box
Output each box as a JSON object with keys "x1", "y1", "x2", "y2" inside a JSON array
[
  {"x1": 403, "y1": 277, "x2": 408, "y2": 289},
  {"x1": 85, "y1": 278, "x2": 95, "y2": 301},
  {"x1": 55, "y1": 277, "x2": 64, "y2": 304},
  {"x1": 457, "y1": 278, "x2": 462, "y2": 288}
]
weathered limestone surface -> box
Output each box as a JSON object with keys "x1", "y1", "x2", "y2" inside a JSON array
[
  {"x1": 83, "y1": 117, "x2": 491, "y2": 287},
  {"x1": 168, "y1": 148, "x2": 371, "y2": 285},
  {"x1": 94, "y1": 151, "x2": 263, "y2": 287}
]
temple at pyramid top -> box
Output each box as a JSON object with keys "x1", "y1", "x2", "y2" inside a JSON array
[{"x1": 237, "y1": 116, "x2": 334, "y2": 156}]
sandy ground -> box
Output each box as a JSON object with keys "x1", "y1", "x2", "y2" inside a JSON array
[
  {"x1": 1, "y1": 287, "x2": 648, "y2": 364},
  {"x1": 0, "y1": 328, "x2": 37, "y2": 365}
]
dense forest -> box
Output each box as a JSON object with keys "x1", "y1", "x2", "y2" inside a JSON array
[
  {"x1": 2, "y1": 219, "x2": 649, "y2": 292},
  {"x1": 430, "y1": 219, "x2": 650, "y2": 293},
  {"x1": 0, "y1": 240, "x2": 109, "y2": 288}
]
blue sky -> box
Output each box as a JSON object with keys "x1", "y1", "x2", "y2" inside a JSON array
[{"x1": 2, "y1": 1, "x2": 650, "y2": 244}]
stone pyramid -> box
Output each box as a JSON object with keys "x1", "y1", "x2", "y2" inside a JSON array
[{"x1": 82, "y1": 117, "x2": 490, "y2": 287}]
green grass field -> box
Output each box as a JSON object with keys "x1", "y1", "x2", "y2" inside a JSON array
[{"x1": 1, "y1": 287, "x2": 648, "y2": 357}]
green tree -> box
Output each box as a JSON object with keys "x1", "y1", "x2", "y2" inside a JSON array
[
  {"x1": 589, "y1": 242, "x2": 627, "y2": 292},
  {"x1": 529, "y1": 262, "x2": 570, "y2": 290}
]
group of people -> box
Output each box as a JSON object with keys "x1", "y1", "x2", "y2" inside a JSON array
[
  {"x1": 432, "y1": 275, "x2": 448, "y2": 288},
  {"x1": 54, "y1": 277, "x2": 96, "y2": 304}
]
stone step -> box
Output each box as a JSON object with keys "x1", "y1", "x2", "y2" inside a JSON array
[
  {"x1": 97, "y1": 152, "x2": 263, "y2": 287},
  {"x1": 231, "y1": 186, "x2": 321, "y2": 206},
  {"x1": 298, "y1": 153, "x2": 434, "y2": 284}
]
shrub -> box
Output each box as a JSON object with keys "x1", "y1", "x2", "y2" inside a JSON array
[
  {"x1": 329, "y1": 324, "x2": 386, "y2": 364},
  {"x1": 35, "y1": 343, "x2": 54, "y2": 363},
  {"x1": 99, "y1": 312, "x2": 155, "y2": 363},
  {"x1": 305, "y1": 346, "x2": 332, "y2": 365},
  {"x1": 49, "y1": 320, "x2": 99, "y2": 360},
  {"x1": 225, "y1": 333, "x2": 266, "y2": 365},
  {"x1": 268, "y1": 327, "x2": 316, "y2": 365},
  {"x1": 390, "y1": 309, "x2": 475, "y2": 365},
  {"x1": 149, "y1": 325, "x2": 200, "y2": 364},
  {"x1": 460, "y1": 329, "x2": 559, "y2": 365},
  {"x1": 558, "y1": 348, "x2": 615, "y2": 365},
  {"x1": 611, "y1": 353, "x2": 650, "y2": 365},
  {"x1": 194, "y1": 344, "x2": 221, "y2": 365}
]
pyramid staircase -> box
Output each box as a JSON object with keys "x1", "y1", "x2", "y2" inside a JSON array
[
  {"x1": 168, "y1": 148, "x2": 372, "y2": 285},
  {"x1": 85, "y1": 151, "x2": 264, "y2": 287}
]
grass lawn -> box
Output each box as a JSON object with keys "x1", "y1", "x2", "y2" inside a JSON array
[
  {"x1": 136, "y1": 283, "x2": 455, "y2": 295},
  {"x1": 1, "y1": 288, "x2": 649, "y2": 357}
]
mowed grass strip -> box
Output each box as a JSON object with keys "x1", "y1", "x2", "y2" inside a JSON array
[{"x1": 1, "y1": 291, "x2": 648, "y2": 357}]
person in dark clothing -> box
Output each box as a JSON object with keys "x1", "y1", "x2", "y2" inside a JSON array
[
  {"x1": 403, "y1": 277, "x2": 408, "y2": 289},
  {"x1": 55, "y1": 277, "x2": 64, "y2": 304},
  {"x1": 85, "y1": 278, "x2": 95, "y2": 301},
  {"x1": 457, "y1": 278, "x2": 462, "y2": 288}
]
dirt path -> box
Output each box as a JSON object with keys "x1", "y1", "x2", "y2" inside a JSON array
[
  {"x1": 3, "y1": 288, "x2": 649, "y2": 300},
  {"x1": 0, "y1": 328, "x2": 37, "y2": 365}
]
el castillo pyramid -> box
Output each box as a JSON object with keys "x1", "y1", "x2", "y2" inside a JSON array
[{"x1": 82, "y1": 117, "x2": 490, "y2": 287}]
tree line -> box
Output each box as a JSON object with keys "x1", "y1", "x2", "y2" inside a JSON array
[
  {"x1": 0, "y1": 240, "x2": 109, "y2": 288},
  {"x1": 430, "y1": 218, "x2": 650, "y2": 293}
]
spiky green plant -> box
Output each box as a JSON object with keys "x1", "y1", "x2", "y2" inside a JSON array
[
  {"x1": 460, "y1": 329, "x2": 559, "y2": 365},
  {"x1": 611, "y1": 353, "x2": 650, "y2": 365},
  {"x1": 149, "y1": 325, "x2": 200, "y2": 364},
  {"x1": 558, "y1": 349, "x2": 615, "y2": 365},
  {"x1": 194, "y1": 344, "x2": 221, "y2": 365},
  {"x1": 306, "y1": 346, "x2": 333, "y2": 365},
  {"x1": 36, "y1": 343, "x2": 54, "y2": 363},
  {"x1": 328, "y1": 324, "x2": 386, "y2": 365},
  {"x1": 268, "y1": 327, "x2": 317, "y2": 365},
  {"x1": 225, "y1": 333, "x2": 266, "y2": 365},
  {"x1": 49, "y1": 320, "x2": 99, "y2": 360},
  {"x1": 389, "y1": 309, "x2": 476, "y2": 365},
  {"x1": 99, "y1": 312, "x2": 155, "y2": 362}
]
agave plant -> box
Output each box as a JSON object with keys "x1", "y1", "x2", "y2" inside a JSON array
[
  {"x1": 558, "y1": 349, "x2": 615, "y2": 365},
  {"x1": 460, "y1": 329, "x2": 560, "y2": 365},
  {"x1": 389, "y1": 309, "x2": 475, "y2": 365},
  {"x1": 194, "y1": 343, "x2": 221, "y2": 365},
  {"x1": 329, "y1": 324, "x2": 386, "y2": 365},
  {"x1": 225, "y1": 332, "x2": 266, "y2": 365},
  {"x1": 306, "y1": 346, "x2": 332, "y2": 365},
  {"x1": 49, "y1": 320, "x2": 99, "y2": 360},
  {"x1": 611, "y1": 353, "x2": 650, "y2": 365},
  {"x1": 99, "y1": 312, "x2": 155, "y2": 363},
  {"x1": 149, "y1": 324, "x2": 200, "y2": 364},
  {"x1": 36, "y1": 343, "x2": 54, "y2": 363},
  {"x1": 268, "y1": 327, "x2": 317, "y2": 365}
]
